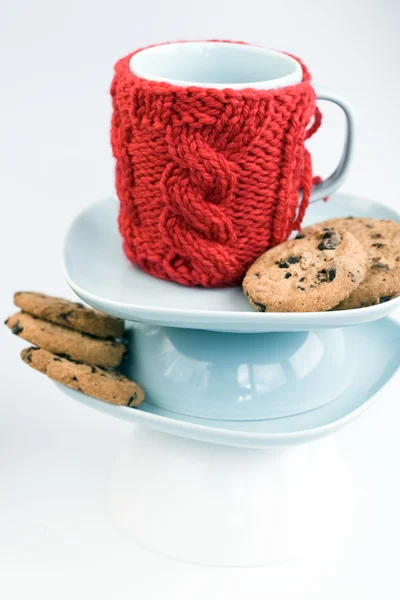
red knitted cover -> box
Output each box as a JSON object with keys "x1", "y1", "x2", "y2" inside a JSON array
[{"x1": 111, "y1": 43, "x2": 322, "y2": 288}]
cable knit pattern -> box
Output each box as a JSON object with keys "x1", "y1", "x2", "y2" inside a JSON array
[{"x1": 111, "y1": 43, "x2": 322, "y2": 287}]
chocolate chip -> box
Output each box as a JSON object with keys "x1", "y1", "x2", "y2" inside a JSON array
[
  {"x1": 58, "y1": 311, "x2": 73, "y2": 321},
  {"x1": 287, "y1": 256, "x2": 301, "y2": 264},
  {"x1": 253, "y1": 301, "x2": 267, "y2": 312},
  {"x1": 4, "y1": 318, "x2": 9, "y2": 326},
  {"x1": 299, "y1": 277, "x2": 305, "y2": 282},
  {"x1": 254, "y1": 273, "x2": 260, "y2": 278},
  {"x1": 284, "y1": 272, "x2": 292, "y2": 279},
  {"x1": 316, "y1": 268, "x2": 336, "y2": 283},
  {"x1": 91, "y1": 366, "x2": 97, "y2": 373},
  {"x1": 75, "y1": 303, "x2": 84, "y2": 309},
  {"x1": 371, "y1": 243, "x2": 385, "y2": 249},
  {"x1": 295, "y1": 233, "x2": 305, "y2": 239},
  {"x1": 11, "y1": 323, "x2": 23, "y2": 335},
  {"x1": 276, "y1": 256, "x2": 301, "y2": 268},
  {"x1": 328, "y1": 268, "x2": 336, "y2": 281},
  {"x1": 318, "y1": 230, "x2": 341, "y2": 250},
  {"x1": 72, "y1": 376, "x2": 78, "y2": 381},
  {"x1": 25, "y1": 350, "x2": 32, "y2": 363},
  {"x1": 379, "y1": 296, "x2": 392, "y2": 303},
  {"x1": 276, "y1": 260, "x2": 289, "y2": 269},
  {"x1": 297, "y1": 286, "x2": 306, "y2": 291},
  {"x1": 371, "y1": 233, "x2": 382, "y2": 239},
  {"x1": 348, "y1": 272, "x2": 356, "y2": 283},
  {"x1": 127, "y1": 392, "x2": 138, "y2": 407},
  {"x1": 53, "y1": 357, "x2": 62, "y2": 362},
  {"x1": 371, "y1": 262, "x2": 390, "y2": 270}
]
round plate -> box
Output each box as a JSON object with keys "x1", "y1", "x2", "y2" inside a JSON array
[
  {"x1": 55, "y1": 316, "x2": 400, "y2": 448},
  {"x1": 64, "y1": 193, "x2": 400, "y2": 333}
]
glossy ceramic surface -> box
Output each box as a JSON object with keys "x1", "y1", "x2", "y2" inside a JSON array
[
  {"x1": 129, "y1": 42, "x2": 302, "y2": 90},
  {"x1": 64, "y1": 193, "x2": 400, "y2": 333},
  {"x1": 124, "y1": 324, "x2": 350, "y2": 420},
  {"x1": 57, "y1": 317, "x2": 400, "y2": 448}
]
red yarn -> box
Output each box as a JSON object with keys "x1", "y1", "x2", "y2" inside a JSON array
[{"x1": 111, "y1": 42, "x2": 321, "y2": 288}]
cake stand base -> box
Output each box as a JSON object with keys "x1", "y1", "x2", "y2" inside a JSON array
[{"x1": 108, "y1": 428, "x2": 353, "y2": 566}]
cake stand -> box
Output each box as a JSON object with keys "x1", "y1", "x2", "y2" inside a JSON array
[{"x1": 59, "y1": 192, "x2": 400, "y2": 566}]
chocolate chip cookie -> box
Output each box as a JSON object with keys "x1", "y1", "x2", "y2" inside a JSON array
[
  {"x1": 243, "y1": 227, "x2": 367, "y2": 312},
  {"x1": 21, "y1": 347, "x2": 144, "y2": 407},
  {"x1": 20, "y1": 346, "x2": 54, "y2": 374},
  {"x1": 14, "y1": 292, "x2": 124, "y2": 338},
  {"x1": 304, "y1": 217, "x2": 400, "y2": 309},
  {"x1": 6, "y1": 312, "x2": 126, "y2": 368}
]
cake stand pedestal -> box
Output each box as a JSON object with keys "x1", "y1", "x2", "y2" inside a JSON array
[
  {"x1": 108, "y1": 428, "x2": 353, "y2": 566},
  {"x1": 60, "y1": 192, "x2": 400, "y2": 565}
]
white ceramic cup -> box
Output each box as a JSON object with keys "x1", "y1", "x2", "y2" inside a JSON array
[{"x1": 130, "y1": 41, "x2": 354, "y2": 203}]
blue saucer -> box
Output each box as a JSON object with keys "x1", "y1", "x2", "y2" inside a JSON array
[
  {"x1": 64, "y1": 193, "x2": 400, "y2": 333},
  {"x1": 60, "y1": 192, "x2": 400, "y2": 445},
  {"x1": 56, "y1": 316, "x2": 400, "y2": 448}
]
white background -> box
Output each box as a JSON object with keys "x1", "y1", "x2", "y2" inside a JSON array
[{"x1": 1, "y1": 0, "x2": 400, "y2": 598}]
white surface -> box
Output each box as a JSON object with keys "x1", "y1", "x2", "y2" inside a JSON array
[
  {"x1": 1, "y1": 0, "x2": 400, "y2": 598},
  {"x1": 129, "y1": 41, "x2": 302, "y2": 88},
  {"x1": 109, "y1": 432, "x2": 353, "y2": 565}
]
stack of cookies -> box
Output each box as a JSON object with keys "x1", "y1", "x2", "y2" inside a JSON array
[
  {"x1": 243, "y1": 217, "x2": 400, "y2": 312},
  {"x1": 5, "y1": 292, "x2": 145, "y2": 407}
]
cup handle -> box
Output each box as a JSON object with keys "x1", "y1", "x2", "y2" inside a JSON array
[{"x1": 307, "y1": 86, "x2": 355, "y2": 203}]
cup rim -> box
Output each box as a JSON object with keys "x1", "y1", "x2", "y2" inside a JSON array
[{"x1": 129, "y1": 41, "x2": 303, "y2": 90}]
